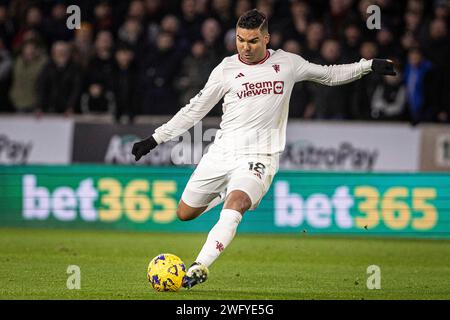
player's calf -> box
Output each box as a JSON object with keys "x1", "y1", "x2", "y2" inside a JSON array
[{"x1": 176, "y1": 200, "x2": 207, "y2": 221}]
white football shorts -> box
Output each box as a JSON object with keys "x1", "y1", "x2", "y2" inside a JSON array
[{"x1": 181, "y1": 143, "x2": 279, "y2": 210}]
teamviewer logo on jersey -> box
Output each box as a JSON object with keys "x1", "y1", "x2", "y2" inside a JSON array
[
  {"x1": 237, "y1": 81, "x2": 284, "y2": 99},
  {"x1": 273, "y1": 81, "x2": 284, "y2": 94}
]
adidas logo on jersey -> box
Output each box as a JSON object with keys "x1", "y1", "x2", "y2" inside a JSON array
[{"x1": 235, "y1": 72, "x2": 245, "y2": 79}]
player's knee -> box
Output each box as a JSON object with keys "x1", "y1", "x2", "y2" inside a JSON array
[
  {"x1": 224, "y1": 190, "x2": 252, "y2": 213},
  {"x1": 176, "y1": 206, "x2": 193, "y2": 221},
  {"x1": 176, "y1": 201, "x2": 204, "y2": 221}
]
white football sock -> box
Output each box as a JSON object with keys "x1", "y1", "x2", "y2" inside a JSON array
[{"x1": 195, "y1": 209, "x2": 242, "y2": 268}]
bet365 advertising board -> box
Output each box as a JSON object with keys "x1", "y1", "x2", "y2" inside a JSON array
[{"x1": 0, "y1": 165, "x2": 448, "y2": 238}]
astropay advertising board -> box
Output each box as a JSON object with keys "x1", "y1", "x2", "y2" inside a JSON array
[
  {"x1": 281, "y1": 121, "x2": 420, "y2": 171},
  {"x1": 0, "y1": 117, "x2": 73, "y2": 164}
]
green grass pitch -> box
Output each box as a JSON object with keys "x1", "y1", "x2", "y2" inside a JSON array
[{"x1": 0, "y1": 228, "x2": 449, "y2": 300}]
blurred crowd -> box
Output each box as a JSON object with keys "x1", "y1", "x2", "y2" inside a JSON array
[{"x1": 0, "y1": 0, "x2": 449, "y2": 124}]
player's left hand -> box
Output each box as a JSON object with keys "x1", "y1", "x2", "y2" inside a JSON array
[
  {"x1": 371, "y1": 59, "x2": 396, "y2": 76},
  {"x1": 132, "y1": 136, "x2": 158, "y2": 161}
]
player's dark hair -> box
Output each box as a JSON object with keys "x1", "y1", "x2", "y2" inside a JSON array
[{"x1": 237, "y1": 9, "x2": 268, "y2": 33}]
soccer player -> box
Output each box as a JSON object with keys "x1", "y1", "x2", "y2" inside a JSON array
[{"x1": 132, "y1": 9, "x2": 395, "y2": 289}]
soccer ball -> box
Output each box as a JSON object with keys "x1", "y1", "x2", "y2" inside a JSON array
[{"x1": 147, "y1": 253, "x2": 186, "y2": 292}]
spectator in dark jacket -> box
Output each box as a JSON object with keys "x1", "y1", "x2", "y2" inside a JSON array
[
  {"x1": 0, "y1": 5, "x2": 14, "y2": 50},
  {"x1": 306, "y1": 39, "x2": 353, "y2": 120},
  {"x1": 179, "y1": 0, "x2": 205, "y2": 43},
  {"x1": 350, "y1": 41, "x2": 382, "y2": 120},
  {"x1": 112, "y1": 43, "x2": 139, "y2": 123},
  {"x1": 37, "y1": 41, "x2": 82, "y2": 115},
  {"x1": 85, "y1": 30, "x2": 115, "y2": 92},
  {"x1": 44, "y1": 2, "x2": 74, "y2": 46},
  {"x1": 0, "y1": 37, "x2": 12, "y2": 112},
  {"x1": 303, "y1": 22, "x2": 324, "y2": 62},
  {"x1": 140, "y1": 32, "x2": 182, "y2": 114},
  {"x1": 176, "y1": 40, "x2": 217, "y2": 107},
  {"x1": 422, "y1": 18, "x2": 449, "y2": 68}
]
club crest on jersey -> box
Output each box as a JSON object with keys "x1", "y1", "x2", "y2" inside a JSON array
[
  {"x1": 237, "y1": 81, "x2": 284, "y2": 99},
  {"x1": 272, "y1": 64, "x2": 280, "y2": 73}
]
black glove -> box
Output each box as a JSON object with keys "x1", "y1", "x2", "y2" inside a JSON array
[
  {"x1": 132, "y1": 136, "x2": 158, "y2": 161},
  {"x1": 371, "y1": 59, "x2": 396, "y2": 76}
]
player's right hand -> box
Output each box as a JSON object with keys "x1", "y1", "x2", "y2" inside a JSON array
[
  {"x1": 132, "y1": 136, "x2": 158, "y2": 161},
  {"x1": 371, "y1": 59, "x2": 396, "y2": 76}
]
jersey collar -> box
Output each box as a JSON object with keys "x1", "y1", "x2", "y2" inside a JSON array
[{"x1": 238, "y1": 50, "x2": 271, "y2": 65}]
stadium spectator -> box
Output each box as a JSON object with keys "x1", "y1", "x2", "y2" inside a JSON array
[
  {"x1": 85, "y1": 30, "x2": 115, "y2": 92},
  {"x1": 282, "y1": 39, "x2": 302, "y2": 57},
  {"x1": 93, "y1": 1, "x2": 115, "y2": 34},
  {"x1": 0, "y1": 4, "x2": 14, "y2": 50},
  {"x1": 140, "y1": 31, "x2": 182, "y2": 114},
  {"x1": 44, "y1": 2, "x2": 73, "y2": 46},
  {"x1": 79, "y1": 30, "x2": 115, "y2": 116},
  {"x1": 422, "y1": 18, "x2": 449, "y2": 68},
  {"x1": 200, "y1": 18, "x2": 224, "y2": 62},
  {"x1": 127, "y1": 0, "x2": 146, "y2": 23},
  {"x1": 350, "y1": 41, "x2": 383, "y2": 120},
  {"x1": 401, "y1": 10, "x2": 423, "y2": 53},
  {"x1": 112, "y1": 43, "x2": 139, "y2": 123},
  {"x1": 176, "y1": 40, "x2": 218, "y2": 107},
  {"x1": 421, "y1": 17, "x2": 450, "y2": 122},
  {"x1": 432, "y1": 0, "x2": 449, "y2": 20},
  {"x1": 36, "y1": 41, "x2": 82, "y2": 116},
  {"x1": 144, "y1": 0, "x2": 167, "y2": 25},
  {"x1": 211, "y1": 0, "x2": 234, "y2": 31},
  {"x1": 341, "y1": 23, "x2": 363, "y2": 63},
  {"x1": 194, "y1": 0, "x2": 209, "y2": 16},
  {"x1": 234, "y1": 0, "x2": 252, "y2": 20},
  {"x1": 306, "y1": 39, "x2": 353, "y2": 120},
  {"x1": 376, "y1": 27, "x2": 402, "y2": 59},
  {"x1": 72, "y1": 22, "x2": 94, "y2": 69},
  {"x1": 223, "y1": 28, "x2": 237, "y2": 55},
  {"x1": 80, "y1": 81, "x2": 115, "y2": 114},
  {"x1": 255, "y1": 0, "x2": 274, "y2": 21},
  {"x1": 160, "y1": 14, "x2": 189, "y2": 53},
  {"x1": 0, "y1": 37, "x2": 12, "y2": 112},
  {"x1": 283, "y1": 0, "x2": 311, "y2": 42},
  {"x1": 268, "y1": 30, "x2": 283, "y2": 50},
  {"x1": 404, "y1": 47, "x2": 433, "y2": 124},
  {"x1": 9, "y1": 39, "x2": 47, "y2": 113},
  {"x1": 179, "y1": 0, "x2": 205, "y2": 43},
  {"x1": 117, "y1": 16, "x2": 146, "y2": 58},
  {"x1": 282, "y1": 39, "x2": 311, "y2": 118},
  {"x1": 370, "y1": 69, "x2": 407, "y2": 121},
  {"x1": 303, "y1": 22, "x2": 324, "y2": 62},
  {"x1": 323, "y1": 0, "x2": 356, "y2": 38},
  {"x1": 11, "y1": 6, "x2": 45, "y2": 51}
]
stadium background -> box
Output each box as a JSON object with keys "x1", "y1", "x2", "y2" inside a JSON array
[{"x1": 0, "y1": 0, "x2": 450, "y2": 300}]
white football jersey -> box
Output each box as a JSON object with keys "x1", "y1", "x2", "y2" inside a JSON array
[{"x1": 153, "y1": 49, "x2": 372, "y2": 155}]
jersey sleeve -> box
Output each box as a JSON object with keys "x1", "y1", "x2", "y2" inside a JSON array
[
  {"x1": 152, "y1": 61, "x2": 226, "y2": 144},
  {"x1": 289, "y1": 53, "x2": 373, "y2": 86}
]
